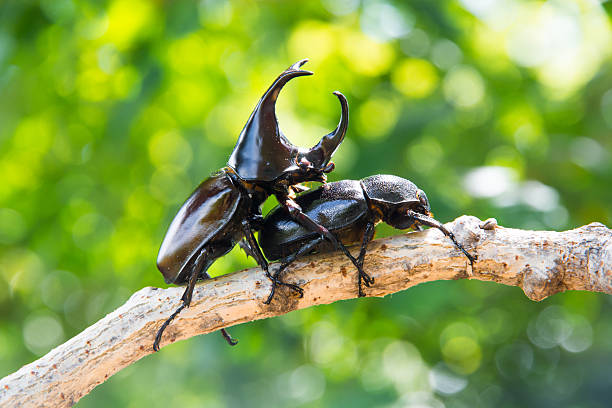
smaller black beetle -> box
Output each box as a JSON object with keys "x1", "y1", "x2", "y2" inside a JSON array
[{"x1": 257, "y1": 174, "x2": 476, "y2": 303}]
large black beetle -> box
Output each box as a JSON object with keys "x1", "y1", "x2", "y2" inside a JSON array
[
  {"x1": 258, "y1": 174, "x2": 476, "y2": 303},
  {"x1": 154, "y1": 60, "x2": 349, "y2": 351}
]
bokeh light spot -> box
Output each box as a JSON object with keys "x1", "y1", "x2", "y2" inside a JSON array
[
  {"x1": 289, "y1": 21, "x2": 336, "y2": 63},
  {"x1": 0, "y1": 249, "x2": 44, "y2": 295},
  {"x1": 167, "y1": 34, "x2": 208, "y2": 76},
  {"x1": 443, "y1": 65, "x2": 485, "y2": 108},
  {"x1": 322, "y1": 0, "x2": 359, "y2": 16},
  {"x1": 309, "y1": 321, "x2": 344, "y2": 367},
  {"x1": 527, "y1": 306, "x2": 593, "y2": 353},
  {"x1": 165, "y1": 79, "x2": 213, "y2": 125},
  {"x1": 391, "y1": 59, "x2": 439, "y2": 98},
  {"x1": 407, "y1": 137, "x2": 443, "y2": 173},
  {"x1": 400, "y1": 28, "x2": 430, "y2": 57},
  {"x1": 520, "y1": 181, "x2": 559, "y2": 212},
  {"x1": 429, "y1": 363, "x2": 468, "y2": 395},
  {"x1": 105, "y1": 0, "x2": 157, "y2": 50},
  {"x1": 497, "y1": 104, "x2": 546, "y2": 152},
  {"x1": 570, "y1": 137, "x2": 608, "y2": 172},
  {"x1": 383, "y1": 341, "x2": 428, "y2": 392},
  {"x1": 288, "y1": 365, "x2": 326, "y2": 403},
  {"x1": 560, "y1": 315, "x2": 593, "y2": 353},
  {"x1": 72, "y1": 213, "x2": 114, "y2": 250},
  {"x1": 23, "y1": 313, "x2": 64, "y2": 356},
  {"x1": 77, "y1": 68, "x2": 110, "y2": 102},
  {"x1": 148, "y1": 130, "x2": 193, "y2": 170},
  {"x1": 356, "y1": 97, "x2": 399, "y2": 139},
  {"x1": 340, "y1": 30, "x2": 395, "y2": 76},
  {"x1": 360, "y1": 2, "x2": 413, "y2": 42},
  {"x1": 527, "y1": 305, "x2": 572, "y2": 349},
  {"x1": 442, "y1": 336, "x2": 482, "y2": 375},
  {"x1": 205, "y1": 100, "x2": 259, "y2": 147},
  {"x1": 40, "y1": 270, "x2": 81, "y2": 312},
  {"x1": 485, "y1": 145, "x2": 525, "y2": 176},
  {"x1": 495, "y1": 342, "x2": 533, "y2": 379},
  {"x1": 431, "y1": 39, "x2": 463, "y2": 70},
  {"x1": 97, "y1": 44, "x2": 120, "y2": 75},
  {"x1": 463, "y1": 166, "x2": 518, "y2": 198},
  {"x1": 198, "y1": 0, "x2": 233, "y2": 28},
  {"x1": 149, "y1": 166, "x2": 192, "y2": 205}
]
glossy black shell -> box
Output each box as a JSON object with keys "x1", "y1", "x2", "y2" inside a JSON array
[
  {"x1": 260, "y1": 180, "x2": 368, "y2": 260},
  {"x1": 156, "y1": 170, "x2": 246, "y2": 284}
]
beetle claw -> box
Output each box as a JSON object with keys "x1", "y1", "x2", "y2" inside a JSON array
[
  {"x1": 361, "y1": 271, "x2": 374, "y2": 286},
  {"x1": 220, "y1": 329, "x2": 239, "y2": 346},
  {"x1": 264, "y1": 273, "x2": 304, "y2": 304}
]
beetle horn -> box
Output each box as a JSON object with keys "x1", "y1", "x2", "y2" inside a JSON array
[
  {"x1": 304, "y1": 91, "x2": 348, "y2": 168},
  {"x1": 227, "y1": 59, "x2": 313, "y2": 181}
]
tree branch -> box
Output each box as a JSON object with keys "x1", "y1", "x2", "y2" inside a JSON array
[{"x1": 1, "y1": 216, "x2": 611, "y2": 407}]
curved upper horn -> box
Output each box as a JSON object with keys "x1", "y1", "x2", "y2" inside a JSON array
[
  {"x1": 304, "y1": 91, "x2": 349, "y2": 167},
  {"x1": 227, "y1": 59, "x2": 313, "y2": 181}
]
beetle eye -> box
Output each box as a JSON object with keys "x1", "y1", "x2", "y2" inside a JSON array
[{"x1": 416, "y1": 189, "x2": 428, "y2": 207}]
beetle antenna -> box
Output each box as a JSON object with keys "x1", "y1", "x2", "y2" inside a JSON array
[{"x1": 407, "y1": 210, "x2": 476, "y2": 266}]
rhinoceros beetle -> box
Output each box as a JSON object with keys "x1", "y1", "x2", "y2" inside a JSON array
[
  {"x1": 257, "y1": 174, "x2": 476, "y2": 303},
  {"x1": 154, "y1": 60, "x2": 349, "y2": 351}
]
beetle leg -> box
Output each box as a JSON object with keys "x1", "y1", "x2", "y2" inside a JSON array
[
  {"x1": 354, "y1": 222, "x2": 376, "y2": 296},
  {"x1": 242, "y1": 218, "x2": 306, "y2": 304},
  {"x1": 198, "y1": 268, "x2": 239, "y2": 346},
  {"x1": 241, "y1": 219, "x2": 269, "y2": 272},
  {"x1": 153, "y1": 303, "x2": 186, "y2": 352},
  {"x1": 154, "y1": 248, "x2": 238, "y2": 350},
  {"x1": 238, "y1": 239, "x2": 256, "y2": 259},
  {"x1": 407, "y1": 211, "x2": 477, "y2": 266},
  {"x1": 264, "y1": 236, "x2": 325, "y2": 304},
  {"x1": 357, "y1": 222, "x2": 375, "y2": 269},
  {"x1": 279, "y1": 196, "x2": 374, "y2": 298},
  {"x1": 154, "y1": 248, "x2": 209, "y2": 352},
  {"x1": 280, "y1": 197, "x2": 340, "y2": 248},
  {"x1": 333, "y1": 241, "x2": 373, "y2": 297},
  {"x1": 241, "y1": 219, "x2": 305, "y2": 305},
  {"x1": 264, "y1": 268, "x2": 306, "y2": 305}
]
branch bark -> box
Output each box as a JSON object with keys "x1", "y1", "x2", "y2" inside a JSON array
[{"x1": 1, "y1": 216, "x2": 611, "y2": 407}]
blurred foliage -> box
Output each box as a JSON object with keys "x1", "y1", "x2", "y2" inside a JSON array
[{"x1": 1, "y1": 0, "x2": 612, "y2": 407}]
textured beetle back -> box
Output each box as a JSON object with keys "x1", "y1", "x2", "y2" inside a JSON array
[{"x1": 361, "y1": 174, "x2": 420, "y2": 205}]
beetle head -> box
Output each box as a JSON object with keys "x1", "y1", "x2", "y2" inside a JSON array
[
  {"x1": 227, "y1": 59, "x2": 348, "y2": 183},
  {"x1": 384, "y1": 188, "x2": 431, "y2": 229},
  {"x1": 361, "y1": 175, "x2": 432, "y2": 230}
]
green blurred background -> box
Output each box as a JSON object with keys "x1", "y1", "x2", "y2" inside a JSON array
[{"x1": 1, "y1": 0, "x2": 612, "y2": 406}]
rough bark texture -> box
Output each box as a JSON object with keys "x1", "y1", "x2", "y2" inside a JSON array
[{"x1": 1, "y1": 216, "x2": 611, "y2": 407}]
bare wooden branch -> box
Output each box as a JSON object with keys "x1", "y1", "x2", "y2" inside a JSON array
[{"x1": 1, "y1": 216, "x2": 611, "y2": 407}]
